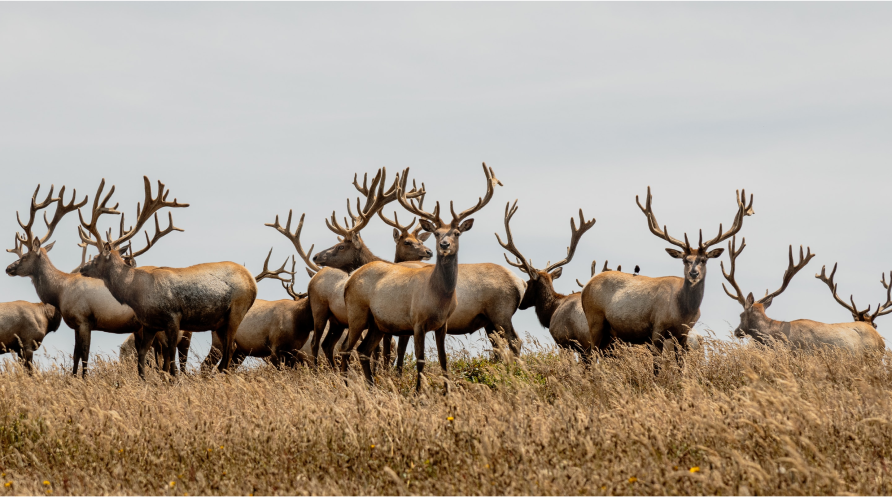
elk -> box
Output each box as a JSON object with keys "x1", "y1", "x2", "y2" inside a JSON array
[
  {"x1": 341, "y1": 163, "x2": 501, "y2": 391},
  {"x1": 0, "y1": 301, "x2": 61, "y2": 371},
  {"x1": 381, "y1": 208, "x2": 526, "y2": 373},
  {"x1": 581, "y1": 187, "x2": 754, "y2": 366},
  {"x1": 266, "y1": 168, "x2": 427, "y2": 367},
  {"x1": 77, "y1": 176, "x2": 257, "y2": 377},
  {"x1": 4, "y1": 184, "x2": 162, "y2": 377},
  {"x1": 496, "y1": 201, "x2": 596, "y2": 360},
  {"x1": 119, "y1": 330, "x2": 191, "y2": 372},
  {"x1": 721, "y1": 238, "x2": 884, "y2": 352}
]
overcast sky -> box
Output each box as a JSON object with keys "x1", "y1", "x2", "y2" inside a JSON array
[{"x1": 2, "y1": 3, "x2": 892, "y2": 369}]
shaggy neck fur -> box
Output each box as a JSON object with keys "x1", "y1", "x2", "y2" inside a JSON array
[
  {"x1": 431, "y1": 252, "x2": 459, "y2": 297},
  {"x1": 97, "y1": 256, "x2": 142, "y2": 308},
  {"x1": 533, "y1": 280, "x2": 566, "y2": 329},
  {"x1": 676, "y1": 278, "x2": 706, "y2": 319},
  {"x1": 29, "y1": 255, "x2": 74, "y2": 309},
  {"x1": 745, "y1": 308, "x2": 792, "y2": 345}
]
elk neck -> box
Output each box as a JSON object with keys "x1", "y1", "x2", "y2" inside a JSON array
[
  {"x1": 676, "y1": 276, "x2": 706, "y2": 319},
  {"x1": 532, "y1": 279, "x2": 566, "y2": 329},
  {"x1": 99, "y1": 257, "x2": 143, "y2": 308},
  {"x1": 430, "y1": 251, "x2": 459, "y2": 297},
  {"x1": 29, "y1": 255, "x2": 74, "y2": 309},
  {"x1": 746, "y1": 307, "x2": 792, "y2": 345},
  {"x1": 350, "y1": 244, "x2": 387, "y2": 272}
]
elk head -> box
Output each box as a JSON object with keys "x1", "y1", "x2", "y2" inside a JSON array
[
  {"x1": 816, "y1": 263, "x2": 892, "y2": 329},
  {"x1": 312, "y1": 168, "x2": 425, "y2": 270},
  {"x1": 497, "y1": 200, "x2": 595, "y2": 311},
  {"x1": 378, "y1": 210, "x2": 432, "y2": 262},
  {"x1": 77, "y1": 177, "x2": 188, "y2": 279},
  {"x1": 720, "y1": 236, "x2": 814, "y2": 339},
  {"x1": 637, "y1": 186, "x2": 754, "y2": 286},
  {"x1": 6, "y1": 184, "x2": 87, "y2": 277},
  {"x1": 397, "y1": 163, "x2": 501, "y2": 259}
]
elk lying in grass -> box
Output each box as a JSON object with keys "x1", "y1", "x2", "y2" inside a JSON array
[
  {"x1": 78, "y1": 177, "x2": 257, "y2": 377},
  {"x1": 382, "y1": 207, "x2": 526, "y2": 374},
  {"x1": 342, "y1": 164, "x2": 501, "y2": 391},
  {"x1": 497, "y1": 201, "x2": 596, "y2": 361},
  {"x1": 581, "y1": 187, "x2": 754, "y2": 368},
  {"x1": 722, "y1": 237, "x2": 884, "y2": 352},
  {"x1": 267, "y1": 168, "x2": 427, "y2": 367},
  {"x1": 807, "y1": 262, "x2": 889, "y2": 351},
  {"x1": 0, "y1": 301, "x2": 61, "y2": 371},
  {"x1": 4, "y1": 183, "x2": 162, "y2": 377}
]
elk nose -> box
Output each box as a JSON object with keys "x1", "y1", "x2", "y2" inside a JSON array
[
  {"x1": 425, "y1": 249, "x2": 433, "y2": 257},
  {"x1": 689, "y1": 270, "x2": 700, "y2": 278},
  {"x1": 439, "y1": 241, "x2": 449, "y2": 249}
]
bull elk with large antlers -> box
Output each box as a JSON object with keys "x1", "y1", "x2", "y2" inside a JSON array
[
  {"x1": 497, "y1": 201, "x2": 596, "y2": 360},
  {"x1": 341, "y1": 163, "x2": 502, "y2": 391},
  {"x1": 722, "y1": 238, "x2": 883, "y2": 352},
  {"x1": 77, "y1": 177, "x2": 257, "y2": 377},
  {"x1": 4, "y1": 184, "x2": 165, "y2": 376},
  {"x1": 581, "y1": 187, "x2": 754, "y2": 368},
  {"x1": 266, "y1": 168, "x2": 428, "y2": 367}
]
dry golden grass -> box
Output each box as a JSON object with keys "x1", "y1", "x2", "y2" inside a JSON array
[{"x1": 1, "y1": 337, "x2": 892, "y2": 495}]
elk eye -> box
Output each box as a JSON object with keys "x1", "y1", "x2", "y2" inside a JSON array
[{"x1": 404, "y1": 241, "x2": 411, "y2": 246}]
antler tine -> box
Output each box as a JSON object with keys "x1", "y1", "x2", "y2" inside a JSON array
[
  {"x1": 544, "y1": 208, "x2": 596, "y2": 273},
  {"x1": 719, "y1": 235, "x2": 748, "y2": 306},
  {"x1": 397, "y1": 168, "x2": 442, "y2": 225},
  {"x1": 70, "y1": 243, "x2": 93, "y2": 273},
  {"x1": 265, "y1": 210, "x2": 321, "y2": 272},
  {"x1": 700, "y1": 189, "x2": 755, "y2": 250},
  {"x1": 7, "y1": 235, "x2": 25, "y2": 258},
  {"x1": 602, "y1": 261, "x2": 612, "y2": 272},
  {"x1": 635, "y1": 186, "x2": 689, "y2": 251},
  {"x1": 77, "y1": 179, "x2": 121, "y2": 249},
  {"x1": 449, "y1": 163, "x2": 503, "y2": 224},
  {"x1": 38, "y1": 185, "x2": 88, "y2": 246},
  {"x1": 816, "y1": 263, "x2": 860, "y2": 316},
  {"x1": 378, "y1": 210, "x2": 416, "y2": 233},
  {"x1": 127, "y1": 212, "x2": 185, "y2": 259},
  {"x1": 254, "y1": 248, "x2": 295, "y2": 283},
  {"x1": 759, "y1": 245, "x2": 814, "y2": 305},
  {"x1": 872, "y1": 272, "x2": 892, "y2": 319},
  {"x1": 15, "y1": 184, "x2": 61, "y2": 248},
  {"x1": 108, "y1": 176, "x2": 188, "y2": 251},
  {"x1": 494, "y1": 200, "x2": 536, "y2": 277},
  {"x1": 576, "y1": 260, "x2": 595, "y2": 288},
  {"x1": 352, "y1": 172, "x2": 370, "y2": 197}
]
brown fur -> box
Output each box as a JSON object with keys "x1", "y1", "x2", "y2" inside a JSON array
[{"x1": 0, "y1": 301, "x2": 60, "y2": 371}]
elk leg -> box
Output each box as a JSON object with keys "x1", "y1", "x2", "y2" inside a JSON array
[
  {"x1": 21, "y1": 346, "x2": 35, "y2": 374},
  {"x1": 310, "y1": 314, "x2": 330, "y2": 367},
  {"x1": 321, "y1": 322, "x2": 346, "y2": 370},
  {"x1": 135, "y1": 329, "x2": 155, "y2": 380},
  {"x1": 338, "y1": 320, "x2": 366, "y2": 374},
  {"x1": 177, "y1": 331, "x2": 192, "y2": 375},
  {"x1": 73, "y1": 323, "x2": 91, "y2": 377},
  {"x1": 201, "y1": 332, "x2": 224, "y2": 373},
  {"x1": 413, "y1": 326, "x2": 427, "y2": 393},
  {"x1": 217, "y1": 314, "x2": 238, "y2": 373},
  {"x1": 382, "y1": 334, "x2": 393, "y2": 369},
  {"x1": 435, "y1": 325, "x2": 448, "y2": 372},
  {"x1": 162, "y1": 326, "x2": 179, "y2": 377},
  {"x1": 356, "y1": 322, "x2": 384, "y2": 386},
  {"x1": 79, "y1": 325, "x2": 93, "y2": 377},
  {"x1": 650, "y1": 329, "x2": 667, "y2": 376},
  {"x1": 395, "y1": 335, "x2": 410, "y2": 376}
]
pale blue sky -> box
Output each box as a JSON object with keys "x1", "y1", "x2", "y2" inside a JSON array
[{"x1": 2, "y1": 3, "x2": 891, "y2": 368}]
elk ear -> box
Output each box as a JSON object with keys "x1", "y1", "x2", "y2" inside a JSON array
[
  {"x1": 458, "y1": 218, "x2": 475, "y2": 233},
  {"x1": 761, "y1": 295, "x2": 774, "y2": 309},
  {"x1": 350, "y1": 232, "x2": 363, "y2": 249},
  {"x1": 706, "y1": 248, "x2": 725, "y2": 258},
  {"x1": 392, "y1": 228, "x2": 400, "y2": 243},
  {"x1": 43, "y1": 241, "x2": 55, "y2": 253},
  {"x1": 103, "y1": 242, "x2": 113, "y2": 257},
  {"x1": 31, "y1": 238, "x2": 41, "y2": 253},
  {"x1": 418, "y1": 231, "x2": 432, "y2": 242},
  {"x1": 745, "y1": 292, "x2": 755, "y2": 309},
  {"x1": 549, "y1": 267, "x2": 563, "y2": 280},
  {"x1": 665, "y1": 248, "x2": 684, "y2": 259},
  {"x1": 419, "y1": 219, "x2": 437, "y2": 233}
]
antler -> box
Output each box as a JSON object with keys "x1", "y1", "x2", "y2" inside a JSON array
[
  {"x1": 126, "y1": 212, "x2": 184, "y2": 258},
  {"x1": 254, "y1": 248, "x2": 295, "y2": 283},
  {"x1": 11, "y1": 184, "x2": 87, "y2": 254},
  {"x1": 872, "y1": 272, "x2": 892, "y2": 322},
  {"x1": 265, "y1": 210, "x2": 321, "y2": 276},
  {"x1": 720, "y1": 236, "x2": 748, "y2": 306},
  {"x1": 77, "y1": 179, "x2": 121, "y2": 250},
  {"x1": 759, "y1": 245, "x2": 814, "y2": 306},
  {"x1": 495, "y1": 201, "x2": 536, "y2": 277},
  {"x1": 544, "y1": 209, "x2": 596, "y2": 273},
  {"x1": 816, "y1": 263, "x2": 864, "y2": 318},
  {"x1": 450, "y1": 163, "x2": 502, "y2": 225},
  {"x1": 326, "y1": 168, "x2": 424, "y2": 240},
  {"x1": 636, "y1": 186, "x2": 689, "y2": 250},
  {"x1": 71, "y1": 243, "x2": 94, "y2": 273},
  {"x1": 281, "y1": 257, "x2": 308, "y2": 300},
  {"x1": 378, "y1": 210, "x2": 416, "y2": 235},
  {"x1": 576, "y1": 260, "x2": 598, "y2": 288}
]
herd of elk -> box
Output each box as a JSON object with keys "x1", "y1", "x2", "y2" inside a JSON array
[{"x1": 2, "y1": 168, "x2": 889, "y2": 387}]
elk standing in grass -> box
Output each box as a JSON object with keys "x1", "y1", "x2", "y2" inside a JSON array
[
  {"x1": 266, "y1": 168, "x2": 427, "y2": 367},
  {"x1": 78, "y1": 177, "x2": 257, "y2": 377},
  {"x1": 4, "y1": 184, "x2": 160, "y2": 377},
  {"x1": 722, "y1": 237, "x2": 884, "y2": 352},
  {"x1": 0, "y1": 301, "x2": 61, "y2": 371},
  {"x1": 342, "y1": 164, "x2": 501, "y2": 391},
  {"x1": 581, "y1": 187, "x2": 754, "y2": 368},
  {"x1": 497, "y1": 201, "x2": 596, "y2": 360}
]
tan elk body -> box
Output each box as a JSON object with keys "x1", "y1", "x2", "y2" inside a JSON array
[
  {"x1": 0, "y1": 301, "x2": 62, "y2": 371},
  {"x1": 582, "y1": 187, "x2": 753, "y2": 363},
  {"x1": 342, "y1": 164, "x2": 501, "y2": 390},
  {"x1": 78, "y1": 177, "x2": 257, "y2": 376},
  {"x1": 721, "y1": 238, "x2": 884, "y2": 353}
]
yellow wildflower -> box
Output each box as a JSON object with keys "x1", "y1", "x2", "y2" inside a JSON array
[
  {"x1": 4, "y1": 482, "x2": 11, "y2": 488},
  {"x1": 207, "y1": 448, "x2": 213, "y2": 453},
  {"x1": 43, "y1": 481, "x2": 50, "y2": 486},
  {"x1": 689, "y1": 467, "x2": 700, "y2": 473},
  {"x1": 447, "y1": 416, "x2": 454, "y2": 421},
  {"x1": 219, "y1": 446, "x2": 224, "y2": 450},
  {"x1": 170, "y1": 481, "x2": 176, "y2": 488},
  {"x1": 370, "y1": 444, "x2": 375, "y2": 449},
  {"x1": 628, "y1": 477, "x2": 637, "y2": 483}
]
